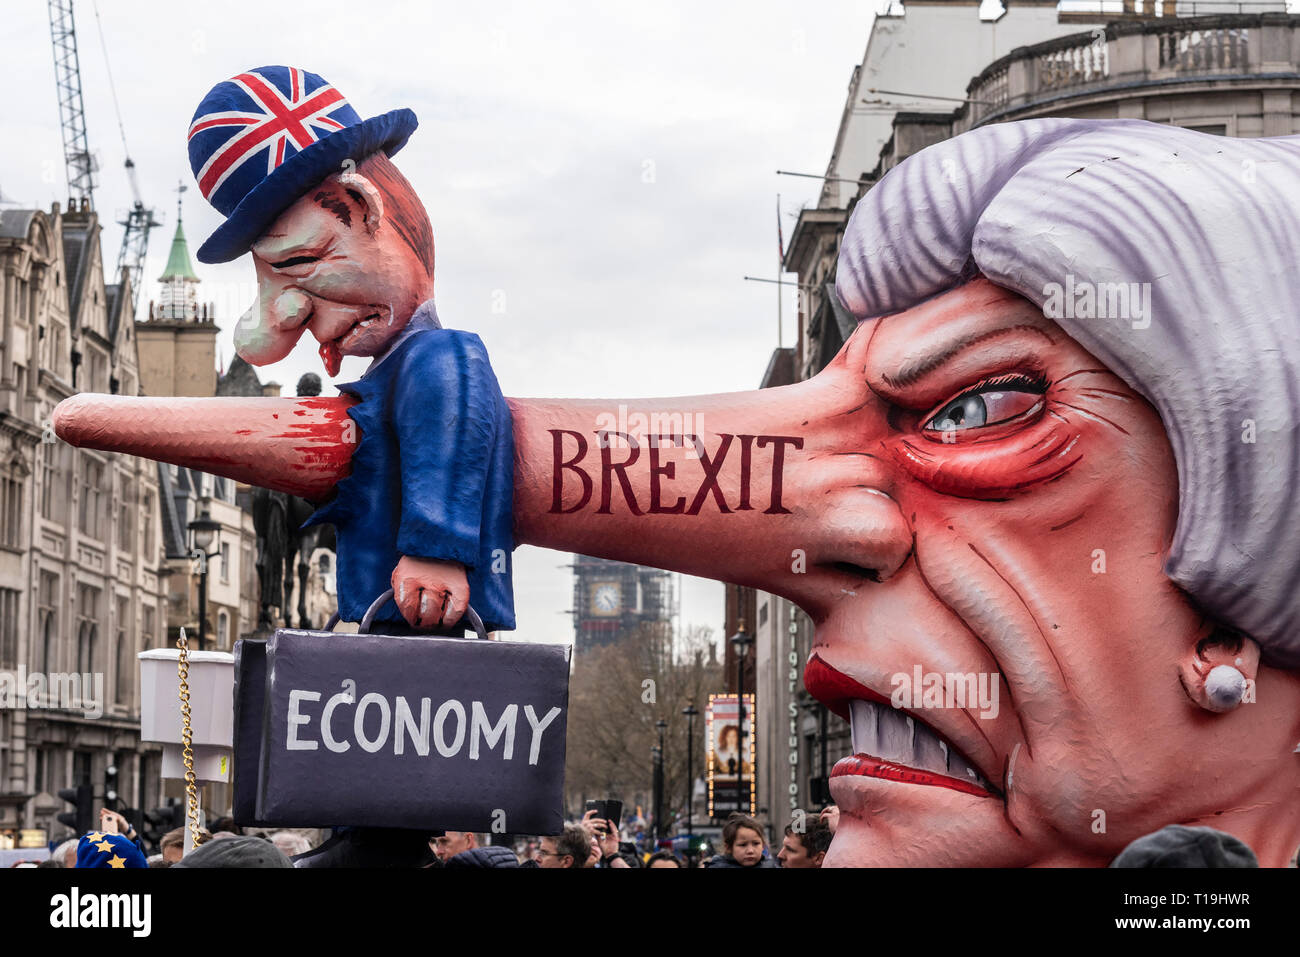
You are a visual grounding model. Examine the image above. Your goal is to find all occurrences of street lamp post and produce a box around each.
[653,717,667,844]
[186,510,222,652]
[730,622,753,818]
[650,743,660,842]
[682,698,698,866]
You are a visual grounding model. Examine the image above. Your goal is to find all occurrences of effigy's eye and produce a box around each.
[921,373,1046,439]
[271,254,321,270]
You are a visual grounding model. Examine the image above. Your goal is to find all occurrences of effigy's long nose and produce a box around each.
[509,368,908,613]
[52,393,357,501]
[53,357,905,616]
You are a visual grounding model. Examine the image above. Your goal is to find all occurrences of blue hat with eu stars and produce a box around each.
[75,830,147,869]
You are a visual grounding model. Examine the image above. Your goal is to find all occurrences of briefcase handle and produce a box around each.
[323,588,490,641]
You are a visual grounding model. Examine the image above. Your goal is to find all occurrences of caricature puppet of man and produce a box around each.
[186,65,513,634]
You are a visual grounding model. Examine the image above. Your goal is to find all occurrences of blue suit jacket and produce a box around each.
[305,327,516,632]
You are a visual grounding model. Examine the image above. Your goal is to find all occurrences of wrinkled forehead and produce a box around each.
[250,193,343,261]
[859,279,1060,405]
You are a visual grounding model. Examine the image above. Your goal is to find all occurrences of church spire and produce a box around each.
[159,217,200,282]
[154,182,202,320]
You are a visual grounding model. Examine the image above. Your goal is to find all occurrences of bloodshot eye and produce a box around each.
[921,373,1047,440]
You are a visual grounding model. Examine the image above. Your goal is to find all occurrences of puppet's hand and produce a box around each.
[391,556,469,630]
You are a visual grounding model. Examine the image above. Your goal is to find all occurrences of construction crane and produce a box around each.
[115,159,161,317]
[47,0,158,318]
[47,0,97,207]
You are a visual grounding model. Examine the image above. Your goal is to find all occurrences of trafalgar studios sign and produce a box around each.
[784,604,800,812]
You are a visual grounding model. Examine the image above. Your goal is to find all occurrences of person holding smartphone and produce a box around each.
[581,808,629,868]
[98,808,147,857]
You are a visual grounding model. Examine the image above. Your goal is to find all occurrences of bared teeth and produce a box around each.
[913,714,949,774]
[848,699,990,789]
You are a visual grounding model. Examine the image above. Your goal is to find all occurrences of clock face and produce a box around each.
[590,582,621,616]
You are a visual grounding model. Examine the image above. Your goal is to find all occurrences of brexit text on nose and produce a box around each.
[549,429,803,516]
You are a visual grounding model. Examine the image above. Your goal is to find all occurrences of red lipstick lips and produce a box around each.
[830,753,994,798]
[804,654,891,719]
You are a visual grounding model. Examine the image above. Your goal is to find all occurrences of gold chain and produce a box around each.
[176,627,201,851]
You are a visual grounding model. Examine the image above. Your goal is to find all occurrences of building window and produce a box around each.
[41,442,72,521]
[36,571,58,674]
[15,278,27,323]
[318,553,331,574]
[78,456,105,539]
[41,324,50,369]
[0,473,22,548]
[90,351,106,393]
[117,480,135,555]
[141,604,155,650]
[76,584,100,675]
[217,610,229,649]
[73,751,91,788]
[141,491,154,563]
[34,749,49,795]
[115,595,132,705]
[40,444,58,520]
[0,588,19,669]
[220,542,230,584]
[118,499,131,551]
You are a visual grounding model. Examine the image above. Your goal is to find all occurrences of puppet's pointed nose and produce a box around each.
[52,393,356,501]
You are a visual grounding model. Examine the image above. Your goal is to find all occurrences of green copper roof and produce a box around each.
[159,219,200,282]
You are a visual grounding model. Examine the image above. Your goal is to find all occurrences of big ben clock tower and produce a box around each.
[589,580,622,616]
[571,555,675,653]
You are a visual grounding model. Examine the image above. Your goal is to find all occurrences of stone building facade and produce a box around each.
[0,200,168,844]
[0,200,294,845]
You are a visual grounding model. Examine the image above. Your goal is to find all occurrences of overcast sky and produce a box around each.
[0,0,877,646]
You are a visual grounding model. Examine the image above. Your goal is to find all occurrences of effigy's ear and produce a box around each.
[1178,627,1261,714]
[332,170,385,237]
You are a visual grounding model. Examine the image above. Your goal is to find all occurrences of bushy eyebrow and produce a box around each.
[882,324,1055,390]
[251,194,346,261]
[255,232,331,265]
[312,188,352,227]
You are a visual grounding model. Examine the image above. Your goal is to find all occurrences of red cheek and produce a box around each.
[889,410,1082,498]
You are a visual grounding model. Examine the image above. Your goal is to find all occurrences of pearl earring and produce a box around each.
[1204,664,1247,712]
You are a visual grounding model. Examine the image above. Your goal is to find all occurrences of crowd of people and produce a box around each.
[11,801,1271,868]
[11,804,839,869]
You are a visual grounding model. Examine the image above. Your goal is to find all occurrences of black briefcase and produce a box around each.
[232,591,570,834]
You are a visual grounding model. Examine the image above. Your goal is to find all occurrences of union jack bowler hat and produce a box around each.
[187,65,417,264]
